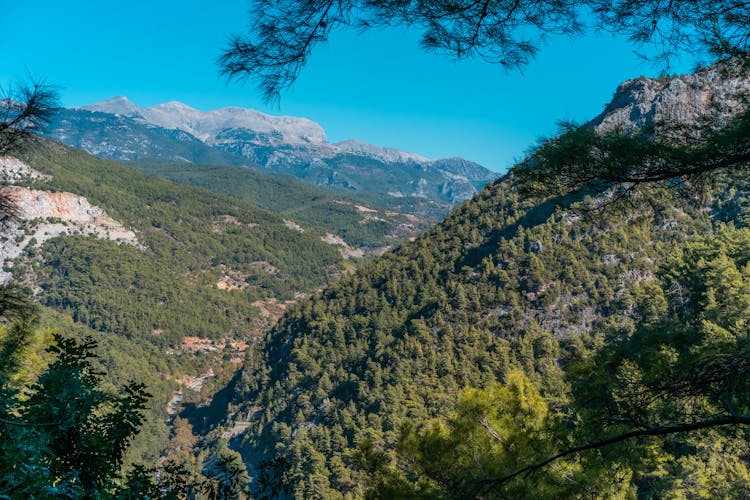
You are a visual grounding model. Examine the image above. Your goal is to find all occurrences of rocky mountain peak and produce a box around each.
[590,60,750,134]
[81,96,143,118]
[141,101,328,146]
[334,139,430,164]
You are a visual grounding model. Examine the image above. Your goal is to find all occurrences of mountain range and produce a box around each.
[44,97,496,204]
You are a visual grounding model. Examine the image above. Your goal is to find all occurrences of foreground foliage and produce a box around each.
[377,227,750,498]
[0,320,150,497]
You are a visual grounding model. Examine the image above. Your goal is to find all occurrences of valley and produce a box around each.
[0,140,353,467]
[0,104,501,494]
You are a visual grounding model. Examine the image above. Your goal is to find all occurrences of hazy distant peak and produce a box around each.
[79,97,328,145]
[149,100,196,110]
[81,96,143,118]
[335,139,430,164]
[139,101,327,145]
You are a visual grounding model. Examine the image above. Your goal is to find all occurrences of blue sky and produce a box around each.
[1,1,700,171]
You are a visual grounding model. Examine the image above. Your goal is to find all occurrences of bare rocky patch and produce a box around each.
[0,157,139,283]
[321,232,365,259]
[211,214,258,232]
[283,219,304,232]
[215,266,250,291]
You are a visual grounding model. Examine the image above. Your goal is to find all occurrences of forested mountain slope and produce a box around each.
[225,66,750,498]
[10,140,346,347]
[127,161,438,251]
[2,138,354,465]
[234,173,744,497]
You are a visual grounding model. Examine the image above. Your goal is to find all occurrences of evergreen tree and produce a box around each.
[220,1,750,100]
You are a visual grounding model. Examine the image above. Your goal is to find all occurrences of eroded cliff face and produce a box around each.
[0,156,138,283]
[0,156,51,183]
[590,61,750,134]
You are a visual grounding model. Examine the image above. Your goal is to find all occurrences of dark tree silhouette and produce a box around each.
[0,78,58,156]
[515,99,750,202]
[0,79,58,226]
[220,0,750,101]
[0,79,58,320]
[0,333,151,497]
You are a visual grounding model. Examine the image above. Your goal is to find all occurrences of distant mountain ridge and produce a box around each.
[82,97,328,146]
[45,97,497,204]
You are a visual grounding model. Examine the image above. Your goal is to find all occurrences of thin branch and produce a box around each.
[479,414,750,493]
[0,417,61,427]
[0,78,59,155]
[480,417,505,444]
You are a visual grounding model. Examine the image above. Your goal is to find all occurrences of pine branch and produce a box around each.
[478,414,750,494]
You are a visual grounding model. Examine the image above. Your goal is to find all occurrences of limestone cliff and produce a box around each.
[0,156,138,283]
[590,61,750,134]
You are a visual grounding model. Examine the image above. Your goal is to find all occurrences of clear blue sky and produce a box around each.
[1,1,700,172]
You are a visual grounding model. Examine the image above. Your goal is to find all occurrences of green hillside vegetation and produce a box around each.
[129,162,436,249]
[377,226,750,498]
[35,307,176,466]
[231,171,750,498]
[13,139,343,348]
[2,138,356,473]
[0,304,253,497]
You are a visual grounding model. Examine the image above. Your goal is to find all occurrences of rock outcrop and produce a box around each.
[321,232,365,259]
[0,156,51,182]
[590,61,750,134]
[0,157,138,283]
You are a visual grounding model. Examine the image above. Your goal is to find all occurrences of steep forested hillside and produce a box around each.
[228,168,750,497]
[14,140,345,337]
[205,60,750,499]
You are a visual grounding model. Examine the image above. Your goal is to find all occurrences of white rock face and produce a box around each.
[9,187,137,236]
[591,62,750,134]
[0,157,139,283]
[83,97,328,146]
[334,139,430,163]
[81,95,144,118]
